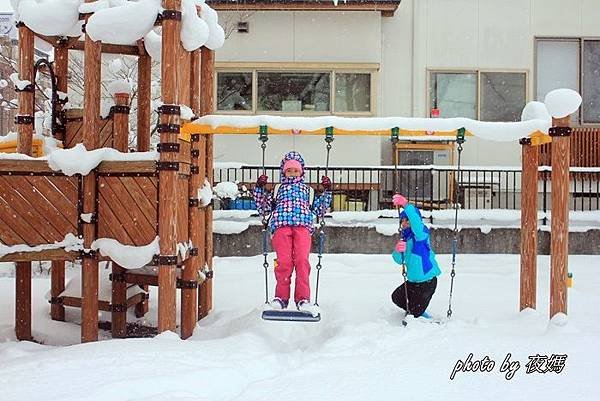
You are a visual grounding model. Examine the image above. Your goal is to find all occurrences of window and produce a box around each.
[429,70,527,121]
[429,72,477,119]
[217,72,252,111]
[216,67,375,115]
[335,73,371,112]
[480,72,526,122]
[536,38,600,124]
[257,72,330,112]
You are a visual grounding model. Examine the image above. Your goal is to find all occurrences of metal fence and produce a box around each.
[214,165,600,212]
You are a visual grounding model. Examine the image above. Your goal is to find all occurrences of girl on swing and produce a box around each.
[253,151,332,312]
[391,194,441,319]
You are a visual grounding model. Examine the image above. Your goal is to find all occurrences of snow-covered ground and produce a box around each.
[0,253,598,401]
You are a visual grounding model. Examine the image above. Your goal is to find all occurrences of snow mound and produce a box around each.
[544,89,582,119]
[86,0,161,45]
[214,182,239,199]
[18,0,81,37]
[91,236,159,269]
[521,101,551,123]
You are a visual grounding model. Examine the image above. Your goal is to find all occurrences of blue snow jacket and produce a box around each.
[392,204,441,283]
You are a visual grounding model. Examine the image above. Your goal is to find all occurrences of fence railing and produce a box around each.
[214,165,600,212]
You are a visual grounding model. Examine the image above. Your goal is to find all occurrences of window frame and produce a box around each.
[427,68,529,121]
[214,63,378,116]
[534,36,600,125]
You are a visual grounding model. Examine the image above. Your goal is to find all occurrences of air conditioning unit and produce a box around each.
[397,147,452,203]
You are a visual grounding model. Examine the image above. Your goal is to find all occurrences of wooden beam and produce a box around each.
[180,48,201,339]
[519,139,538,311]
[69,40,140,55]
[113,93,130,152]
[50,260,66,321]
[157,0,181,333]
[137,53,152,152]
[199,47,215,319]
[210,1,400,16]
[549,117,571,318]
[81,4,101,343]
[110,93,130,338]
[96,161,157,175]
[15,23,35,342]
[0,249,79,263]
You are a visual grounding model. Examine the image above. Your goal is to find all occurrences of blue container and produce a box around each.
[229,198,257,210]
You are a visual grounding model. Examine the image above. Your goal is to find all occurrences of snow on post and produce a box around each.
[521,101,551,123]
[544,89,582,119]
[91,237,160,269]
[86,0,161,45]
[18,0,82,37]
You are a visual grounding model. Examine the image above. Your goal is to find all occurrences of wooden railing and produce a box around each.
[539,127,600,167]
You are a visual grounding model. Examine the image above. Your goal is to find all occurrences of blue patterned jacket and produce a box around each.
[253,151,332,233]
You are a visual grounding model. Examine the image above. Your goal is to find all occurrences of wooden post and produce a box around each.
[137,53,152,152]
[111,93,130,337]
[15,23,35,341]
[519,138,538,311]
[180,49,201,339]
[113,93,130,152]
[199,47,214,318]
[157,0,181,333]
[50,42,69,322]
[81,4,102,343]
[549,117,571,318]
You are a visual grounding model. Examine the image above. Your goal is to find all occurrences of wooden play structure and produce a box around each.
[0,0,215,342]
[0,0,576,343]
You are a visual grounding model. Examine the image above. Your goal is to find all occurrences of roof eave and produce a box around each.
[210,1,402,17]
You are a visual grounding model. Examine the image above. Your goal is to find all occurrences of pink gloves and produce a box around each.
[395,241,407,252]
[321,175,332,190]
[392,193,408,207]
[256,174,268,188]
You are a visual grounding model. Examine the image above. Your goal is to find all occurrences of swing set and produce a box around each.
[182,121,469,323]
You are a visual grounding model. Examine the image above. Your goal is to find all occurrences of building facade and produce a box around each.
[212,0,600,169]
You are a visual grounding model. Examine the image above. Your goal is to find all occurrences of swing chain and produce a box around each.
[447,127,465,319]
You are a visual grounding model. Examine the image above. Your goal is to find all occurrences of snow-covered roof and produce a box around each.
[207,0,402,16]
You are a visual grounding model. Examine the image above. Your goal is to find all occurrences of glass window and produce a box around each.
[257,72,330,112]
[217,72,252,111]
[536,40,579,101]
[429,72,477,119]
[335,73,371,112]
[480,72,526,122]
[583,40,600,123]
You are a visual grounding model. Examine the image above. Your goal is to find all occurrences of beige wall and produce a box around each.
[214,1,600,168]
[215,11,383,167]
[398,0,600,166]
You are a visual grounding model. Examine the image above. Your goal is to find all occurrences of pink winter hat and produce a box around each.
[283,159,303,173]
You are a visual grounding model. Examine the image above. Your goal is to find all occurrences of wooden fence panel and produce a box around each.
[0,175,78,246]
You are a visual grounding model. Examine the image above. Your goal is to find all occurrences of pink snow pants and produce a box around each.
[272,226,312,303]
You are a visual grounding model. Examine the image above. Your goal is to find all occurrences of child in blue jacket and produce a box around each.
[391,194,441,318]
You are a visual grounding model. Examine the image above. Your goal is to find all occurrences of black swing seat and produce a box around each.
[262,309,321,322]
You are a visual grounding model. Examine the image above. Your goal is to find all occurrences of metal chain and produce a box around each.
[258,129,270,304]
[447,138,464,318]
[314,132,333,306]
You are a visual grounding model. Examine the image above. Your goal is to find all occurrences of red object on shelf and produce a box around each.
[430,108,440,118]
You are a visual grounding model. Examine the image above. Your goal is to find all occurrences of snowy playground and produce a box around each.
[1,253,599,401]
[1,0,599,400]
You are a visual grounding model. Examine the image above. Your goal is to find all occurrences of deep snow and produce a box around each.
[0,253,598,401]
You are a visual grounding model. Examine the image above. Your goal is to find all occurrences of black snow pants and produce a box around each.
[391,277,437,318]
